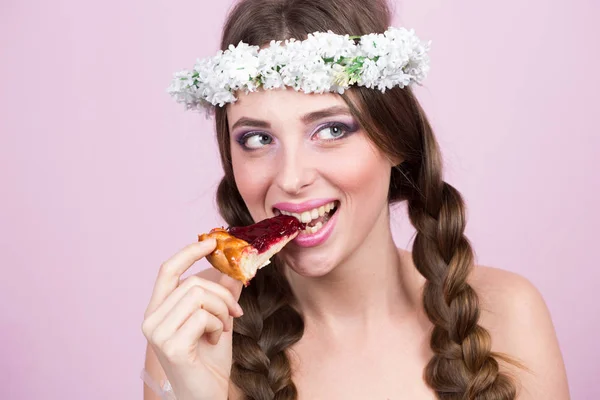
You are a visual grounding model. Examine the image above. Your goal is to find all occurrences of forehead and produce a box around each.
[226,88,349,124]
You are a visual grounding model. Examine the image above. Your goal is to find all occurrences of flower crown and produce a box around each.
[167,27,431,114]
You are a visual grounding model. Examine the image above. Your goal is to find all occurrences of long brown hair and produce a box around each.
[213,0,518,398]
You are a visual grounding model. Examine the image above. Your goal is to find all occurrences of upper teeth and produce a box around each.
[277,201,336,223]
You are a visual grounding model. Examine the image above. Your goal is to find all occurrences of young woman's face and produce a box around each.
[226,88,394,277]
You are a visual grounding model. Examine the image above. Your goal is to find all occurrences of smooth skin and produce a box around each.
[142,89,570,400]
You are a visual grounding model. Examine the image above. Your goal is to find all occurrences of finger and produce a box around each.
[161,286,232,335]
[160,310,224,363]
[145,275,243,332]
[175,309,224,347]
[217,272,244,302]
[149,287,229,347]
[182,275,243,316]
[146,239,217,315]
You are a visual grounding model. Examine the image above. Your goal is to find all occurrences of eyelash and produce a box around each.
[236,122,356,150]
[315,122,353,141]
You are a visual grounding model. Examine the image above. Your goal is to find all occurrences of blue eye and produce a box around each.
[239,133,273,150]
[314,123,350,141]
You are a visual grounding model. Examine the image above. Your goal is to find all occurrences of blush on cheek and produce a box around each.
[325,141,391,202]
[232,157,273,218]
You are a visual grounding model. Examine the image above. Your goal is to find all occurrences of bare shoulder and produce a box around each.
[468,265,552,338]
[469,265,570,399]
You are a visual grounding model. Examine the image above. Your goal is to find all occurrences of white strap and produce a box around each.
[140,369,176,400]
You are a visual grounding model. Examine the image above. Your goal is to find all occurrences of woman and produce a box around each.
[141,0,570,399]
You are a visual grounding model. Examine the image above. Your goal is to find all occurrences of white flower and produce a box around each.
[357,59,380,88]
[217,42,260,90]
[358,32,392,58]
[301,58,334,93]
[210,90,236,107]
[304,31,357,61]
[256,40,288,90]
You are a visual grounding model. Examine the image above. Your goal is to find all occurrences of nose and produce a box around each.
[275,146,316,195]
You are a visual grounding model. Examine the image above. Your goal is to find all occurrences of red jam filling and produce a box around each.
[228,215,305,254]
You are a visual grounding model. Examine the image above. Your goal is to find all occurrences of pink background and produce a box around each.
[1,0,598,398]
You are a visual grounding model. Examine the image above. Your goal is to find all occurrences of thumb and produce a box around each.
[218,273,244,301]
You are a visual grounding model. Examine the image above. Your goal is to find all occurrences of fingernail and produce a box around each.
[212,334,221,345]
[236,303,244,316]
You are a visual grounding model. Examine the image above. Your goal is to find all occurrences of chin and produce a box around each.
[278,248,340,279]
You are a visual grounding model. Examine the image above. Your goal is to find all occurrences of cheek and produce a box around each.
[231,152,273,213]
[323,140,391,203]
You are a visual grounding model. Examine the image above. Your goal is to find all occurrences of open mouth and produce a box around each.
[274,200,340,235]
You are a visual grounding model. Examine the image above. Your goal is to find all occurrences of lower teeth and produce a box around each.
[303,221,323,234]
[302,207,336,234]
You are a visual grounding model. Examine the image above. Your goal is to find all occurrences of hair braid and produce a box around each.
[398,110,516,399]
[217,177,304,400]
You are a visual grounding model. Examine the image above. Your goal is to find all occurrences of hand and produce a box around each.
[142,238,244,400]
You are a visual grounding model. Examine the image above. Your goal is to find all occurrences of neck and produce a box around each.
[285,209,421,333]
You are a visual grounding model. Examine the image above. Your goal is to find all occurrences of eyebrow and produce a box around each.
[230,105,352,131]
